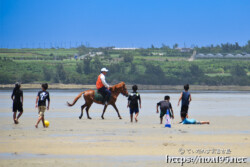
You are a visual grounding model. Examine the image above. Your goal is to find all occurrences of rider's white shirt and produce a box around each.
[100,73,109,88]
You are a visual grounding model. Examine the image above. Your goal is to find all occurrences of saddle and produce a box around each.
[94,90,111,103]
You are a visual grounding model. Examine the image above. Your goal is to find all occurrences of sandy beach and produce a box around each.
[0,90,249,166]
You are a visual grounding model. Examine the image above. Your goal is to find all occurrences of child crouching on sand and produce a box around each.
[35,83,50,128]
[156,95,174,124]
[127,85,141,122]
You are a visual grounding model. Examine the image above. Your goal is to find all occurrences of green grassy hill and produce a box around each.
[0,46,250,86]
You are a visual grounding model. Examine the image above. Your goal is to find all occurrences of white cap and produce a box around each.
[101,67,109,72]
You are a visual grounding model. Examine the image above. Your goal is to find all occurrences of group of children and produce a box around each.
[11,82,50,128]
[11,82,209,128]
[127,84,210,125]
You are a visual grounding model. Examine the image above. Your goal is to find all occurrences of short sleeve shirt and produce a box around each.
[157,100,172,112]
[37,91,50,106]
[12,89,23,103]
[128,92,141,109]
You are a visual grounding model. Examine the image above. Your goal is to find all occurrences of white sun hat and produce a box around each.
[101,67,109,72]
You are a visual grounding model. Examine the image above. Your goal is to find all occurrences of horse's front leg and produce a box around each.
[111,103,122,119]
[101,105,108,119]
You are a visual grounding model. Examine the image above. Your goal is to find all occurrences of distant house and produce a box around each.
[112,48,138,50]
[74,53,78,60]
[95,52,103,55]
[152,52,164,56]
[175,47,192,52]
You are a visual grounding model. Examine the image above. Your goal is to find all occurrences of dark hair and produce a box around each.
[184,84,189,91]
[42,83,48,90]
[164,95,170,100]
[13,82,21,93]
[132,85,138,92]
[15,82,21,90]
[181,112,187,118]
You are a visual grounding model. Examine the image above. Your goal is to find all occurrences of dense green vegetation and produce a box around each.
[195,40,250,54]
[0,41,250,86]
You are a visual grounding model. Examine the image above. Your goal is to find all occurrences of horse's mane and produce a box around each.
[110,82,125,92]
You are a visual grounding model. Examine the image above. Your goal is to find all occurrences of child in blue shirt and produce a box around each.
[181,112,209,125]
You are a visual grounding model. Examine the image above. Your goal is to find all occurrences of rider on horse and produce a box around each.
[96,68,111,105]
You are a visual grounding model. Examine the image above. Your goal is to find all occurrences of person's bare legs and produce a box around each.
[130,114,133,122]
[160,117,163,124]
[13,112,18,124]
[199,121,210,124]
[16,112,23,123]
[42,117,46,128]
[35,116,43,128]
[134,112,139,122]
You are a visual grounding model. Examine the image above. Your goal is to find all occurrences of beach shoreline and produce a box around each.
[1,83,250,91]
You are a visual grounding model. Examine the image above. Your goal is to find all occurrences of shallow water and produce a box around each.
[1,89,250,117]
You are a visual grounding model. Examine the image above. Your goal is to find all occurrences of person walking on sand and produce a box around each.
[11,82,23,124]
[178,84,192,118]
[127,85,141,122]
[156,95,174,124]
[96,68,111,105]
[35,83,50,128]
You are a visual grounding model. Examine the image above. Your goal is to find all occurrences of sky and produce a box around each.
[0,0,250,48]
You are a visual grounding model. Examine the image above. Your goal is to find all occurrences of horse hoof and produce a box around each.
[88,117,92,119]
[79,116,82,119]
[101,116,104,119]
[119,117,122,119]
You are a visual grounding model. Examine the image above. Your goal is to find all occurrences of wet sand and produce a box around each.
[0,92,250,166]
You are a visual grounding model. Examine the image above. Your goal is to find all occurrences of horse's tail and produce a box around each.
[67,91,85,107]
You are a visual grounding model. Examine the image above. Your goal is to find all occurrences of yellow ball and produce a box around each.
[44,120,50,127]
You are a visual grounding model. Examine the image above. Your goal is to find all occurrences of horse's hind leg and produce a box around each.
[79,104,86,119]
[111,103,122,119]
[86,102,93,119]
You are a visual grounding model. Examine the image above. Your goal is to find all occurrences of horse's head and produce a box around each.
[120,82,128,97]
[110,82,128,97]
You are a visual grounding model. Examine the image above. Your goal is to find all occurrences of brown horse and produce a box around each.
[67,82,128,119]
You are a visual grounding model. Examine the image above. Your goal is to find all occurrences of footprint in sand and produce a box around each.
[163,143,176,147]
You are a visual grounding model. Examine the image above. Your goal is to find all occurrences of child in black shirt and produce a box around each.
[11,82,23,124]
[127,85,141,122]
[35,83,50,128]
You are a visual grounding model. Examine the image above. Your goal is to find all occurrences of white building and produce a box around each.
[112,48,138,50]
